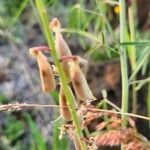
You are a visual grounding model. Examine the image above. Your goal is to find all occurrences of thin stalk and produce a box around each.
[86,108,150,121]
[128,1,137,113]
[147,72,150,128]
[35,0,86,149]
[95,0,118,44]
[119,0,129,149]
[119,0,129,116]
[1,103,150,121]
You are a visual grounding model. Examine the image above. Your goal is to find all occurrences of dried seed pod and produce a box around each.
[29,47,56,92]
[49,18,72,57]
[50,18,72,79]
[69,57,96,102]
[59,85,77,121]
[60,55,96,102]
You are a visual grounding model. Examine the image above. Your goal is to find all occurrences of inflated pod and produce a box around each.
[49,18,72,79]
[29,47,56,92]
[59,85,77,121]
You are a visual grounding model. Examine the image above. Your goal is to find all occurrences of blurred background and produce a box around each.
[0,0,150,149]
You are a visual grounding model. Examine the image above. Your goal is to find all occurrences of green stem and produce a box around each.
[35,0,86,149]
[147,72,150,128]
[95,0,118,45]
[119,0,129,115]
[119,0,129,149]
[128,1,137,113]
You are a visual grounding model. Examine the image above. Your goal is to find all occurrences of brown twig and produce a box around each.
[87,107,150,121]
[1,103,150,121]
[0,103,62,112]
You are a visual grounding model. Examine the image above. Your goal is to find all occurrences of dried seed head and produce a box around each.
[59,85,77,121]
[29,47,56,92]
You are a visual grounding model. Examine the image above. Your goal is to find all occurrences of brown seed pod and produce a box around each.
[70,57,96,102]
[60,55,96,102]
[50,18,72,79]
[49,18,72,57]
[29,47,56,92]
[59,85,77,121]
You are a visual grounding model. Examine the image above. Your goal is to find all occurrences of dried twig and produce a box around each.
[87,107,150,121]
[0,103,61,112]
[1,103,149,122]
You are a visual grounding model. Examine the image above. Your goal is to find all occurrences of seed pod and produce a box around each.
[59,85,77,121]
[60,55,96,101]
[50,18,72,79]
[69,57,96,102]
[49,18,72,57]
[29,47,56,92]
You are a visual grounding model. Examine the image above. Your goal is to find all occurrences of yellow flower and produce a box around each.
[114,5,120,14]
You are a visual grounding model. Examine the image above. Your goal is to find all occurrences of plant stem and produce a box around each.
[35,0,86,149]
[128,1,137,113]
[95,0,118,44]
[147,72,150,128]
[119,0,129,116]
[119,0,129,149]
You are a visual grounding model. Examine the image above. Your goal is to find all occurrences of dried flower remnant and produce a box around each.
[50,18,72,79]
[29,47,56,92]
[59,85,77,121]
[94,129,123,147]
[93,128,150,150]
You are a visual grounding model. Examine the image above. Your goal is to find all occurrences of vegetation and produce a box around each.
[0,0,150,150]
